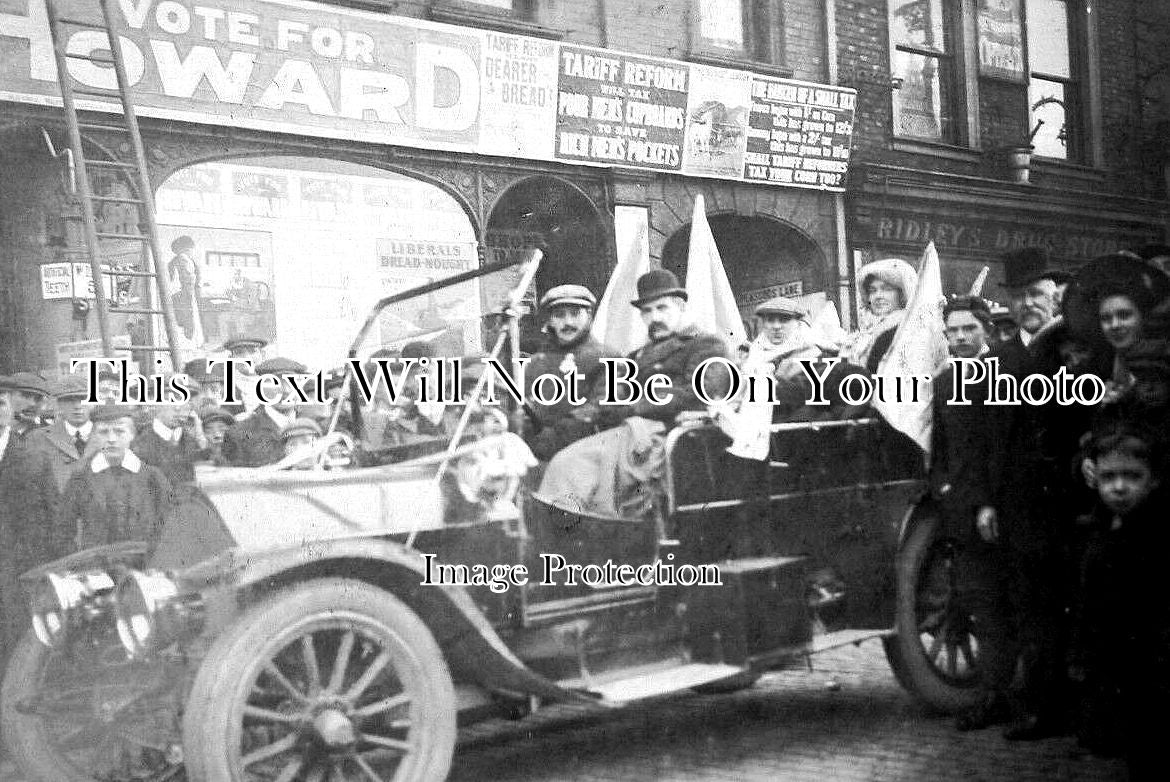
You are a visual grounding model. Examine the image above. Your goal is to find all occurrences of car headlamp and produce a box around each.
[114,570,203,658]
[30,570,115,648]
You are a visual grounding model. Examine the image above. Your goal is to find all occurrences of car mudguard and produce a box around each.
[196,536,582,703]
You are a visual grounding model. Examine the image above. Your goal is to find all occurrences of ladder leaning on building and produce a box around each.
[42,0,184,371]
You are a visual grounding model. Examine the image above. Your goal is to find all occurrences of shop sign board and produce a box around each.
[859,208,1159,261]
[0,0,855,192]
[54,335,132,379]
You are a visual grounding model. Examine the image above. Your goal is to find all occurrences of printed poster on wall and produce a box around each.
[555,45,688,171]
[682,66,750,178]
[977,0,1026,81]
[743,77,854,189]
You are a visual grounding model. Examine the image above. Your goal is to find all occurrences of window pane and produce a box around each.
[891,0,950,53]
[700,0,746,50]
[1029,78,1069,158]
[470,0,516,9]
[1026,0,1070,77]
[893,50,954,141]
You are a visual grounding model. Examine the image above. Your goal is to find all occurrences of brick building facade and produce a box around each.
[0,0,853,373]
[834,0,1168,301]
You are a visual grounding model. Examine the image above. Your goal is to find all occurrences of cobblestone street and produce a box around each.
[0,639,1128,781]
[451,643,1126,782]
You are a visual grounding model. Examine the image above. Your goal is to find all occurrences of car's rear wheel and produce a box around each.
[1,629,184,782]
[883,516,983,714]
[182,578,455,782]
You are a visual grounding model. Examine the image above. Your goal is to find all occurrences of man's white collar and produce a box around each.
[91,450,142,474]
[152,418,182,442]
[65,420,93,438]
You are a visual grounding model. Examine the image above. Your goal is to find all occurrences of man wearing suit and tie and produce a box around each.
[22,375,100,493]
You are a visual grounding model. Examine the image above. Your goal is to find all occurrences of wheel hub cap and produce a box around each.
[312,709,356,748]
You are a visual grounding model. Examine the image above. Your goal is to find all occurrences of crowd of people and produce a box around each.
[0,244,1168,776]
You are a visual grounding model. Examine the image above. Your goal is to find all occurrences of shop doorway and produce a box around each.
[661,214,827,336]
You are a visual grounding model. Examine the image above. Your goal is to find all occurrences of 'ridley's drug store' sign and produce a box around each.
[0,0,856,191]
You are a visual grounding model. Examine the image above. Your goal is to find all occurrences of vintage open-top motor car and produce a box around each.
[2,254,984,782]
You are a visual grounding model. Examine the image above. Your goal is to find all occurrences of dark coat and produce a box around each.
[1,435,63,645]
[133,426,206,486]
[222,409,285,467]
[57,454,172,551]
[22,420,103,492]
[524,333,620,460]
[929,358,1017,544]
[598,324,731,426]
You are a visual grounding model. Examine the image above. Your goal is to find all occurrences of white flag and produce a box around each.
[685,194,747,347]
[593,206,653,354]
[873,242,948,454]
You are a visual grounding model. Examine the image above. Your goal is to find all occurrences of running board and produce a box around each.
[564,662,746,706]
[749,628,894,669]
[805,628,893,654]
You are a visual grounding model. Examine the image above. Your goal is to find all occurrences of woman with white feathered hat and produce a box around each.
[845,257,919,372]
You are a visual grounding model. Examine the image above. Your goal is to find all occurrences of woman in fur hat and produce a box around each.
[845,258,918,372]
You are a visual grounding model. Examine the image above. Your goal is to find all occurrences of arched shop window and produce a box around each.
[155,157,477,368]
[484,176,610,351]
[661,214,826,337]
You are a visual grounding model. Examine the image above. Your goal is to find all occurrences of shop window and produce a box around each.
[1025,0,1078,160]
[690,0,784,68]
[154,157,478,367]
[437,0,533,17]
[890,0,957,143]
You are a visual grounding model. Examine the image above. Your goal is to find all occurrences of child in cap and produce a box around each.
[57,404,173,551]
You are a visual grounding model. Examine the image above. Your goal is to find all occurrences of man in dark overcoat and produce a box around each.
[0,378,61,659]
[22,375,101,493]
[222,357,305,467]
[523,284,620,460]
[930,296,1019,732]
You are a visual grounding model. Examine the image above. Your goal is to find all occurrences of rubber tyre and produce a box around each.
[2,631,104,782]
[882,517,983,714]
[182,577,456,782]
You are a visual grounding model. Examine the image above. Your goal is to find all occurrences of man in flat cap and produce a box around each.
[8,371,51,437]
[220,335,269,417]
[22,374,101,492]
[57,404,173,551]
[523,284,619,460]
[281,418,323,469]
[223,357,306,467]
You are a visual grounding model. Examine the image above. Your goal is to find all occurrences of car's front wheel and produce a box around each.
[883,515,983,714]
[182,578,456,782]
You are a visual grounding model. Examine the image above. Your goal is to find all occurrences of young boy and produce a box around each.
[57,404,173,551]
[1070,425,1165,780]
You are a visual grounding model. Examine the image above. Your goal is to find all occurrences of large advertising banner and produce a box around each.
[0,0,856,191]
